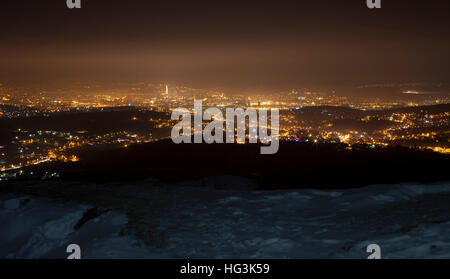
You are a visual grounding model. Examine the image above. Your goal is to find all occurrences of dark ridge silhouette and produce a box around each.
[0,108,170,135]
[21,140,450,190]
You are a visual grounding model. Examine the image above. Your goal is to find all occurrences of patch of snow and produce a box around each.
[1,180,450,258]
[3,197,29,210]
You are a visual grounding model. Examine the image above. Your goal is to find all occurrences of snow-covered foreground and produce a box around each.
[1,178,450,259]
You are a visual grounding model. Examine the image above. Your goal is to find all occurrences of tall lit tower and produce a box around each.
[165,85,169,97]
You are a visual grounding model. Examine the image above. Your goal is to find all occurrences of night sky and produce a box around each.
[1,0,449,94]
